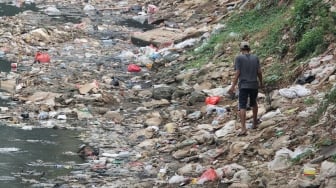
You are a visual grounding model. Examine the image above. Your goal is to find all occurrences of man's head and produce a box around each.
[240,41,250,51]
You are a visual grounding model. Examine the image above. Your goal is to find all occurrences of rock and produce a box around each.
[172,89,191,100]
[193,82,213,91]
[272,135,290,151]
[142,99,170,108]
[131,28,202,48]
[178,163,204,175]
[145,117,162,127]
[30,28,50,42]
[197,124,214,131]
[258,119,276,130]
[329,75,336,82]
[104,111,124,122]
[324,177,336,188]
[320,161,336,179]
[173,149,194,160]
[137,139,159,149]
[83,4,96,11]
[175,71,194,82]
[164,122,178,133]
[138,90,153,98]
[203,87,230,97]
[229,142,249,158]
[152,86,174,100]
[44,6,61,15]
[228,183,249,188]
[187,111,202,120]
[188,91,206,105]
[169,110,186,122]
[192,130,214,144]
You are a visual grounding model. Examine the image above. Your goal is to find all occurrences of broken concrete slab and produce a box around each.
[131,27,203,48]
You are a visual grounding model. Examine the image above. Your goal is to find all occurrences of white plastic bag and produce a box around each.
[168,175,189,184]
[279,85,311,98]
[215,120,236,137]
[268,148,292,171]
[260,108,281,121]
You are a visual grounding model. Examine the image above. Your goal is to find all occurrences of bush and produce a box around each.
[295,27,324,59]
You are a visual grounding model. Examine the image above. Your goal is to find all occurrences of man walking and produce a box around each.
[229,41,263,136]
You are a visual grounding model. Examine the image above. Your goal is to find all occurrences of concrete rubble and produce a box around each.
[0,0,335,187]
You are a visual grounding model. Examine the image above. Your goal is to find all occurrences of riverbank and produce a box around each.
[1,0,336,188]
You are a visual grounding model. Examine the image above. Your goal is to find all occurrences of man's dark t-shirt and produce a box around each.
[234,54,260,89]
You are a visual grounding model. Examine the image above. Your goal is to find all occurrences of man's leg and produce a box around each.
[238,89,248,134]
[240,108,247,133]
[250,89,259,128]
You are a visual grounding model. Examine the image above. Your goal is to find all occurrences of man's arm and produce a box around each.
[229,69,240,93]
[257,68,263,87]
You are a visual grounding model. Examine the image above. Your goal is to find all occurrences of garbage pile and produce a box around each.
[0,0,336,187]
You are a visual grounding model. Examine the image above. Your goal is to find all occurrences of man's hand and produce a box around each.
[259,83,264,91]
[228,85,235,94]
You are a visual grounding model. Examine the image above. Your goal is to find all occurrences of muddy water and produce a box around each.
[0,125,83,187]
[0,1,38,16]
[0,3,84,187]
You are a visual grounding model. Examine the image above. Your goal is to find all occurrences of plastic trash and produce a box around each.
[157,166,167,180]
[147,4,159,14]
[111,76,119,86]
[34,51,51,63]
[268,150,291,171]
[168,175,189,184]
[197,168,218,184]
[11,63,17,68]
[127,64,141,72]
[57,114,67,120]
[260,108,281,121]
[60,63,66,69]
[38,111,49,120]
[83,4,95,11]
[203,87,231,97]
[215,120,236,137]
[21,112,29,119]
[44,6,61,15]
[174,38,199,49]
[132,15,147,24]
[279,85,311,98]
[303,167,316,177]
[118,50,136,62]
[208,106,228,126]
[205,96,220,105]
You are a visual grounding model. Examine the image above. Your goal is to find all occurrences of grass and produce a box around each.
[308,87,336,125]
[304,97,317,105]
[184,0,336,99]
[186,5,288,69]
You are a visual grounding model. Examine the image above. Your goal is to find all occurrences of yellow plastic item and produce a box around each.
[191,178,198,184]
[303,167,316,176]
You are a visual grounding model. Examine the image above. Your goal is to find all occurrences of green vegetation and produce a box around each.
[291,149,314,164]
[187,2,288,68]
[304,97,317,105]
[292,0,336,59]
[186,0,336,87]
[308,88,336,125]
[264,62,284,87]
[331,154,336,162]
[295,27,324,59]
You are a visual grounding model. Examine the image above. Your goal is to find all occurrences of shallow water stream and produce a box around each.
[0,2,84,187]
[0,125,83,188]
